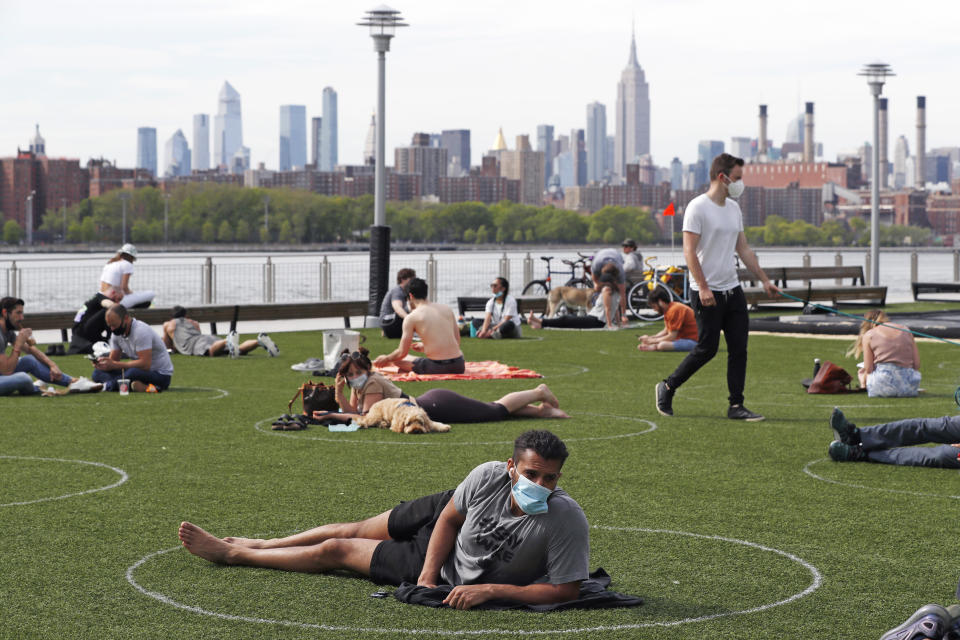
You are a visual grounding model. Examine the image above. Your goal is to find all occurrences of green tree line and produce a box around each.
[25,184,659,245]
[743,215,933,247]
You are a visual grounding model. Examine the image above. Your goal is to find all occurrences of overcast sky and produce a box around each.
[1,0,956,173]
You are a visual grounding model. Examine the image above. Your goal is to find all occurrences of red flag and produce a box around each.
[663,202,676,217]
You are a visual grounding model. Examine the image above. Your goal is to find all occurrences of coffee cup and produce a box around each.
[119,378,130,396]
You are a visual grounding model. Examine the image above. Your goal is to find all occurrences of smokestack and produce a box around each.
[916,96,926,190]
[803,102,814,163]
[879,98,889,188]
[758,105,768,159]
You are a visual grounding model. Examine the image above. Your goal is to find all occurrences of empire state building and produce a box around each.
[614,31,650,178]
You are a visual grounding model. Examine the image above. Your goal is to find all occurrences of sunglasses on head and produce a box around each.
[338,351,365,366]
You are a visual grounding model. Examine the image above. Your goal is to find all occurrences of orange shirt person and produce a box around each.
[639,287,698,352]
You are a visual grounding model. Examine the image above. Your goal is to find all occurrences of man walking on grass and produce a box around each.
[654,153,778,421]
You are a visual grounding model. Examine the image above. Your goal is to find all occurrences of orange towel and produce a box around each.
[376,360,542,382]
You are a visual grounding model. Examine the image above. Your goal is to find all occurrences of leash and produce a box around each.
[776,290,960,348]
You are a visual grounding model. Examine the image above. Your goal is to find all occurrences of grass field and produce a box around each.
[5,314,960,639]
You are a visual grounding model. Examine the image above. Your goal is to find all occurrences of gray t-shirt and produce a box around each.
[0,325,15,353]
[379,285,409,318]
[591,248,626,284]
[440,461,590,587]
[110,318,175,375]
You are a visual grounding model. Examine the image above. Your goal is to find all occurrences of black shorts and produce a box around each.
[411,355,466,375]
[369,489,455,586]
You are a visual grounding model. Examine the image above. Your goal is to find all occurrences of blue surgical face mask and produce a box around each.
[347,373,369,390]
[495,290,505,298]
[510,467,553,515]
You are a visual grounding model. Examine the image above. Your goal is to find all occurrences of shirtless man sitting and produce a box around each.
[372,278,465,375]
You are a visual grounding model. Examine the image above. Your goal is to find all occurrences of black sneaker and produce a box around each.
[830,407,859,445]
[654,381,674,416]
[828,440,867,462]
[727,404,764,421]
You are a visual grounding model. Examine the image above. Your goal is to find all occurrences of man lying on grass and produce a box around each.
[179,429,589,610]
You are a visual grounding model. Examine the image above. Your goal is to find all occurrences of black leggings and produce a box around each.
[415,388,510,423]
[541,316,605,329]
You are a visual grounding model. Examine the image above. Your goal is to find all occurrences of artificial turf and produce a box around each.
[3,318,960,639]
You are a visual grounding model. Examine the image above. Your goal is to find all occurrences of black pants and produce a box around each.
[665,286,749,406]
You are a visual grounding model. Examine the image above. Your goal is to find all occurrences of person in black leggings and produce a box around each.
[326,347,569,423]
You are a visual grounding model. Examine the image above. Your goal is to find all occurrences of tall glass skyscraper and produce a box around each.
[136,127,157,176]
[279,105,307,171]
[440,129,470,176]
[214,81,243,169]
[164,129,191,177]
[614,31,650,178]
[536,125,554,187]
[193,114,209,171]
[320,87,338,171]
[311,117,322,167]
[586,102,607,183]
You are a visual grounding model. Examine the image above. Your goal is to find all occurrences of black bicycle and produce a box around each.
[522,253,594,317]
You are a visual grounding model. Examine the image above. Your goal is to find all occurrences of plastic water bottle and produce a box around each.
[812,358,821,378]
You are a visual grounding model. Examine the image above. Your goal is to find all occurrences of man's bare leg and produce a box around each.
[179,522,380,575]
[238,339,259,355]
[223,510,392,549]
[394,357,415,373]
[208,340,228,356]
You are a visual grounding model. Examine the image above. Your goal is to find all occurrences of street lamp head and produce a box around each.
[858,62,895,91]
[358,5,407,50]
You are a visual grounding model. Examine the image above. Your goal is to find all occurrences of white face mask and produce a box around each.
[725,177,745,199]
[347,373,368,390]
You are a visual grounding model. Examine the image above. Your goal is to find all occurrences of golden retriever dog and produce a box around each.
[546,286,593,317]
[355,398,451,434]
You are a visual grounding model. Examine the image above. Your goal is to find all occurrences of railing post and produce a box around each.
[954,250,959,282]
[263,257,275,303]
[864,251,871,286]
[8,261,17,298]
[427,253,438,302]
[523,252,533,287]
[320,256,331,301]
[910,251,918,284]
[202,257,213,304]
[499,252,510,280]
[834,252,843,285]
[802,252,811,286]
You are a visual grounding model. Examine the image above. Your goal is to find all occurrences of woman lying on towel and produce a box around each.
[321,348,568,423]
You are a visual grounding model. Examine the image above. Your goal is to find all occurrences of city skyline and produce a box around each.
[1,0,958,173]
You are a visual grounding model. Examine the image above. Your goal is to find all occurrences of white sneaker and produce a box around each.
[226,331,239,358]
[257,332,279,357]
[291,358,324,372]
[68,376,104,393]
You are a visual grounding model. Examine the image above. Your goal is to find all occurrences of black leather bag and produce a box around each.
[288,380,338,415]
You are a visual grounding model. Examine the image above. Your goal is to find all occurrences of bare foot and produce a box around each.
[538,384,559,408]
[538,404,569,419]
[526,312,542,330]
[638,344,656,351]
[223,536,269,549]
[179,521,235,564]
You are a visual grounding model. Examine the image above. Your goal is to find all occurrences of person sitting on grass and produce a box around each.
[379,268,416,339]
[372,278,465,375]
[475,277,522,339]
[589,247,628,327]
[526,281,620,331]
[828,407,960,469]
[638,287,698,352]
[92,305,173,393]
[846,309,921,397]
[178,429,589,610]
[330,347,567,423]
[0,296,101,395]
[161,306,278,358]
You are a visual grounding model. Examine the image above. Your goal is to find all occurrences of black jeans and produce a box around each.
[665,286,749,406]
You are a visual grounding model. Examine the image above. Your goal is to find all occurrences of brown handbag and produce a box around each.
[288,380,338,415]
[807,361,857,394]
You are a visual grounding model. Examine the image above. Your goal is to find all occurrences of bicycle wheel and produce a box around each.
[522,280,549,319]
[628,280,672,321]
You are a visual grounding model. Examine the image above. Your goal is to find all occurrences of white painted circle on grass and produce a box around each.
[803,457,960,500]
[169,386,230,400]
[0,455,129,507]
[254,412,656,446]
[127,525,820,634]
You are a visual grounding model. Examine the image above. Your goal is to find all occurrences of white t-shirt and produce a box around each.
[485,295,521,329]
[100,260,134,288]
[109,318,175,375]
[682,193,743,291]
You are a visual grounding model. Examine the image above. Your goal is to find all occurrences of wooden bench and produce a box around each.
[738,266,886,307]
[25,300,369,342]
[456,296,547,318]
[912,281,960,302]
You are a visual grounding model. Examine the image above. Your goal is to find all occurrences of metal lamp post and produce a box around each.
[858,62,894,286]
[163,193,171,245]
[25,191,35,245]
[358,5,408,315]
[263,194,270,242]
[119,191,131,244]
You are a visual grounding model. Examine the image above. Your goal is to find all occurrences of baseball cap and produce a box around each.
[118,243,138,258]
[621,238,637,248]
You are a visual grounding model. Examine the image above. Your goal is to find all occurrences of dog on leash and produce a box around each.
[355,398,451,434]
[546,286,594,318]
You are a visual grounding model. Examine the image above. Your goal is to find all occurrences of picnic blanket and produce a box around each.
[375,360,542,382]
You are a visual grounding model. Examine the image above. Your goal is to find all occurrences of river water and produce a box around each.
[2,246,958,313]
